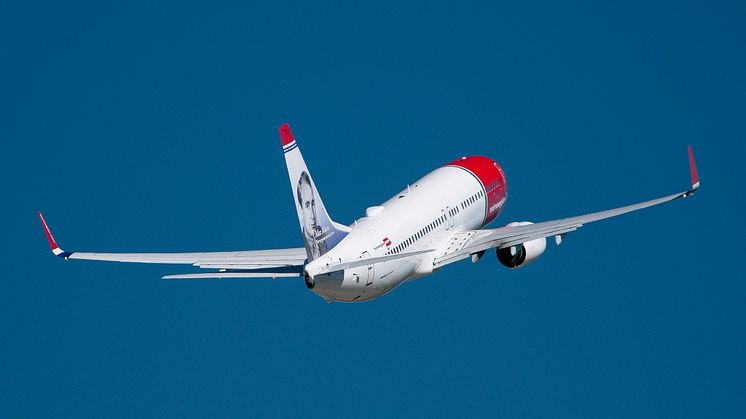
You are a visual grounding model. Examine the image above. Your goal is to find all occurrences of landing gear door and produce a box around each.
[362,251,375,286]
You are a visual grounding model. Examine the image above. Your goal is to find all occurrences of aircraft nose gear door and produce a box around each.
[362,251,375,286]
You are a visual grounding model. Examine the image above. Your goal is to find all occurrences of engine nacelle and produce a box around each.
[496,222,547,268]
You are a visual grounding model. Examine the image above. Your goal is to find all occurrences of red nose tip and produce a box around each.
[444,156,507,225]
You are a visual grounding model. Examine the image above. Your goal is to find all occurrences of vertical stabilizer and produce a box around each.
[280,124,349,261]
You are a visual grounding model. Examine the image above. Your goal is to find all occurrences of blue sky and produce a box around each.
[2,0,744,417]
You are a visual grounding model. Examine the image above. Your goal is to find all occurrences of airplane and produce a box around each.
[40,124,700,303]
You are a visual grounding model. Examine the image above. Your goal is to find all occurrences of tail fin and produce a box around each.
[280,124,349,261]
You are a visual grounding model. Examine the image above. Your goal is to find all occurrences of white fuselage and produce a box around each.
[305,161,507,302]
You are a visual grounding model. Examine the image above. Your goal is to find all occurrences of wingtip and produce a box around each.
[687,145,699,192]
[279,123,295,147]
[38,212,68,258]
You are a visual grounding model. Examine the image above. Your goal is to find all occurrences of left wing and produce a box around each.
[38,212,306,279]
[434,146,700,269]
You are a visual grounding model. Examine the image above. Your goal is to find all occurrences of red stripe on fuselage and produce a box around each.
[445,156,507,226]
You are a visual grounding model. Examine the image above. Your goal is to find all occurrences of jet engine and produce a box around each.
[496,222,547,268]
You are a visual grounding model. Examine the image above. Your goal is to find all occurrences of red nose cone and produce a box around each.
[445,156,507,225]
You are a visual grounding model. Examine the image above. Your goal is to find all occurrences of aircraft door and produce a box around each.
[443,207,454,231]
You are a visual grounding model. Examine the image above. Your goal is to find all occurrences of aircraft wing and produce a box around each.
[38,212,306,279]
[433,146,700,269]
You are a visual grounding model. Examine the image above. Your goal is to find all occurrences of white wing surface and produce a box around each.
[433,146,701,269]
[38,212,306,279]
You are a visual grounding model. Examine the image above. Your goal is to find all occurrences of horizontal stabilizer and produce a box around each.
[162,272,301,280]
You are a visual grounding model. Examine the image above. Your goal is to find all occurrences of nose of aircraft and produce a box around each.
[444,155,507,225]
[445,155,504,187]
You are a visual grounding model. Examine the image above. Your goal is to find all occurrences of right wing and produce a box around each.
[434,146,700,269]
[38,212,306,279]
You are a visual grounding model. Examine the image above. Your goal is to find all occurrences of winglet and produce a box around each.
[38,212,70,258]
[687,145,699,193]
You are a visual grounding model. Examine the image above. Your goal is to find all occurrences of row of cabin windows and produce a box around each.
[386,189,486,255]
[460,189,484,210]
[387,211,451,255]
